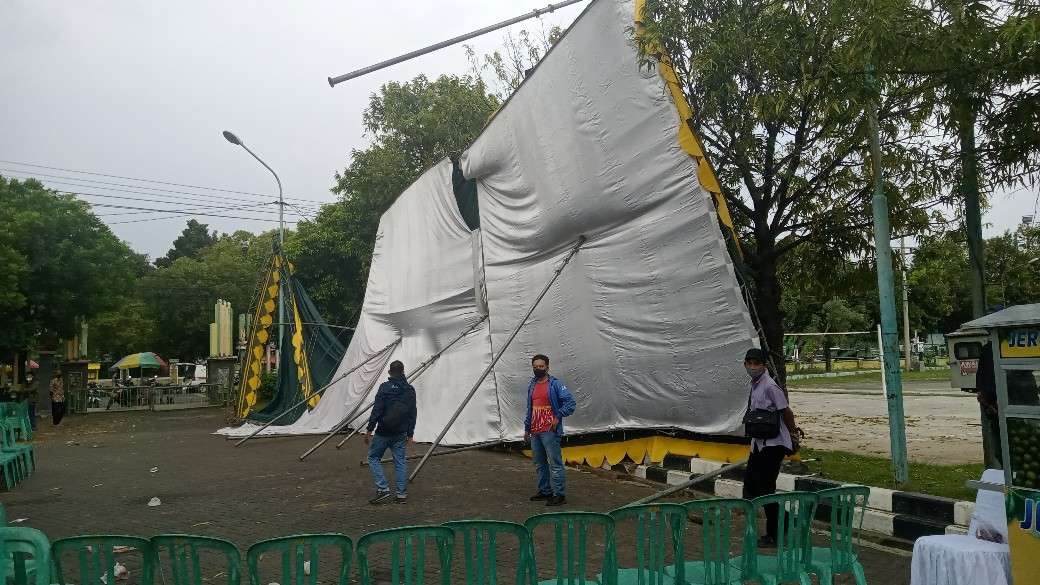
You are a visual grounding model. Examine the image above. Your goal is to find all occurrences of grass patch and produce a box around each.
[788,368,950,388]
[801,448,983,500]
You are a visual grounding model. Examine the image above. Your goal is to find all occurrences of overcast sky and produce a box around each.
[0,0,1033,262]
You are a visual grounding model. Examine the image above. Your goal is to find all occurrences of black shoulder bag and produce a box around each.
[743,389,781,440]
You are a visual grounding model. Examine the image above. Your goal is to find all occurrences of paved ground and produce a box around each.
[790,379,983,464]
[2,409,912,585]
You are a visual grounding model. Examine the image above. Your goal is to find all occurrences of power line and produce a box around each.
[82,200,301,224]
[0,158,331,205]
[64,189,309,218]
[1,168,323,212]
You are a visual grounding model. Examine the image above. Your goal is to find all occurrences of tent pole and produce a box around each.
[233,339,400,447]
[310,315,488,454]
[330,340,458,450]
[297,364,388,460]
[409,236,587,483]
[361,439,503,466]
[327,0,588,87]
[625,459,748,506]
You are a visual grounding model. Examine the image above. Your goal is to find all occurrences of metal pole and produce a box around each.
[301,316,489,457]
[297,365,387,461]
[361,440,503,466]
[866,70,908,483]
[626,459,748,507]
[327,0,589,87]
[877,324,887,397]
[409,236,587,483]
[233,339,399,446]
[901,238,911,371]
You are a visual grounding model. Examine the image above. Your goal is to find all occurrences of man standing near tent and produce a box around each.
[364,360,417,505]
[742,348,804,547]
[525,354,576,506]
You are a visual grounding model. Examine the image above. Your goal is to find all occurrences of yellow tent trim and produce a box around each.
[524,436,751,468]
[236,256,281,417]
[289,291,318,409]
[633,0,741,256]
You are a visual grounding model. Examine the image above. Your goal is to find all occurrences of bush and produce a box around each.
[258,372,278,400]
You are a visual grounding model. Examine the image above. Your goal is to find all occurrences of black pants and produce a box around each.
[743,445,787,539]
[51,401,66,425]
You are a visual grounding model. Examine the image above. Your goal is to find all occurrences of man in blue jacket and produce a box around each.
[364,360,417,505]
[525,354,576,506]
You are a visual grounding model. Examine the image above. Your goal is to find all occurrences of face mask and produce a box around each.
[745,366,764,379]
[533,368,547,379]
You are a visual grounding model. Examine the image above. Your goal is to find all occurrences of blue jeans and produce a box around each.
[368,433,408,494]
[531,432,565,496]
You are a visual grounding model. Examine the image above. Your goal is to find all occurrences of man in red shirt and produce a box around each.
[524,354,576,506]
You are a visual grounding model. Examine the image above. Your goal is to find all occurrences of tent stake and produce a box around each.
[361,440,503,466]
[233,339,399,447]
[306,315,489,455]
[409,236,587,483]
[625,459,748,507]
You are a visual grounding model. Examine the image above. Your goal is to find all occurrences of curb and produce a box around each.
[627,455,971,543]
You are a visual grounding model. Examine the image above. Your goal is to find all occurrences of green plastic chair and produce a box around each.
[152,535,242,585]
[810,486,869,585]
[747,492,819,585]
[608,504,685,585]
[443,520,534,585]
[356,526,454,585]
[672,498,755,585]
[246,534,352,585]
[0,447,21,489]
[52,535,155,585]
[0,527,52,585]
[0,403,32,441]
[524,512,616,585]
[0,423,35,476]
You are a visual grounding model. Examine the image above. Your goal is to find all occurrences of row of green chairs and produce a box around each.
[0,402,32,441]
[0,420,35,489]
[0,487,869,585]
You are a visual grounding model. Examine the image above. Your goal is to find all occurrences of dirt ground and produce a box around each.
[791,380,983,464]
[0,409,912,585]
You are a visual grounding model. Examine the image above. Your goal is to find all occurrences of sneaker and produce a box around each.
[529,492,552,501]
[546,495,566,506]
[756,536,777,548]
[368,491,393,505]
[395,494,407,504]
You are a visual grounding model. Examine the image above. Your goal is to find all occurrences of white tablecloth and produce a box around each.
[911,534,1011,585]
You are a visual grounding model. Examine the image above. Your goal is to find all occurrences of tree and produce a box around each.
[138,230,278,360]
[465,25,563,98]
[0,176,144,350]
[154,219,217,268]
[638,0,942,384]
[290,74,500,327]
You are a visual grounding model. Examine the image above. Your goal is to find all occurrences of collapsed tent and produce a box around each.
[219,0,759,452]
[234,254,346,425]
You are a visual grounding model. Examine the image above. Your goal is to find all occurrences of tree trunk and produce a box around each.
[824,337,833,373]
[752,252,788,390]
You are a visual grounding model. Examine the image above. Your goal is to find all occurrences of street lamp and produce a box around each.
[223,130,285,362]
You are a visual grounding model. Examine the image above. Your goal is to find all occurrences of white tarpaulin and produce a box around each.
[219,0,758,443]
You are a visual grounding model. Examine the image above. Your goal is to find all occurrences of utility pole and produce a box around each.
[867,69,909,483]
[222,130,285,368]
[901,238,912,370]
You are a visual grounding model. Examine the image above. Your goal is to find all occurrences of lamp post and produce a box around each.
[222,130,284,364]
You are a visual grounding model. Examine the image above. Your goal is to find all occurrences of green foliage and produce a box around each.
[258,371,278,401]
[137,229,279,360]
[801,447,983,500]
[907,226,1040,334]
[465,25,563,98]
[154,219,218,269]
[0,176,144,350]
[290,74,499,327]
